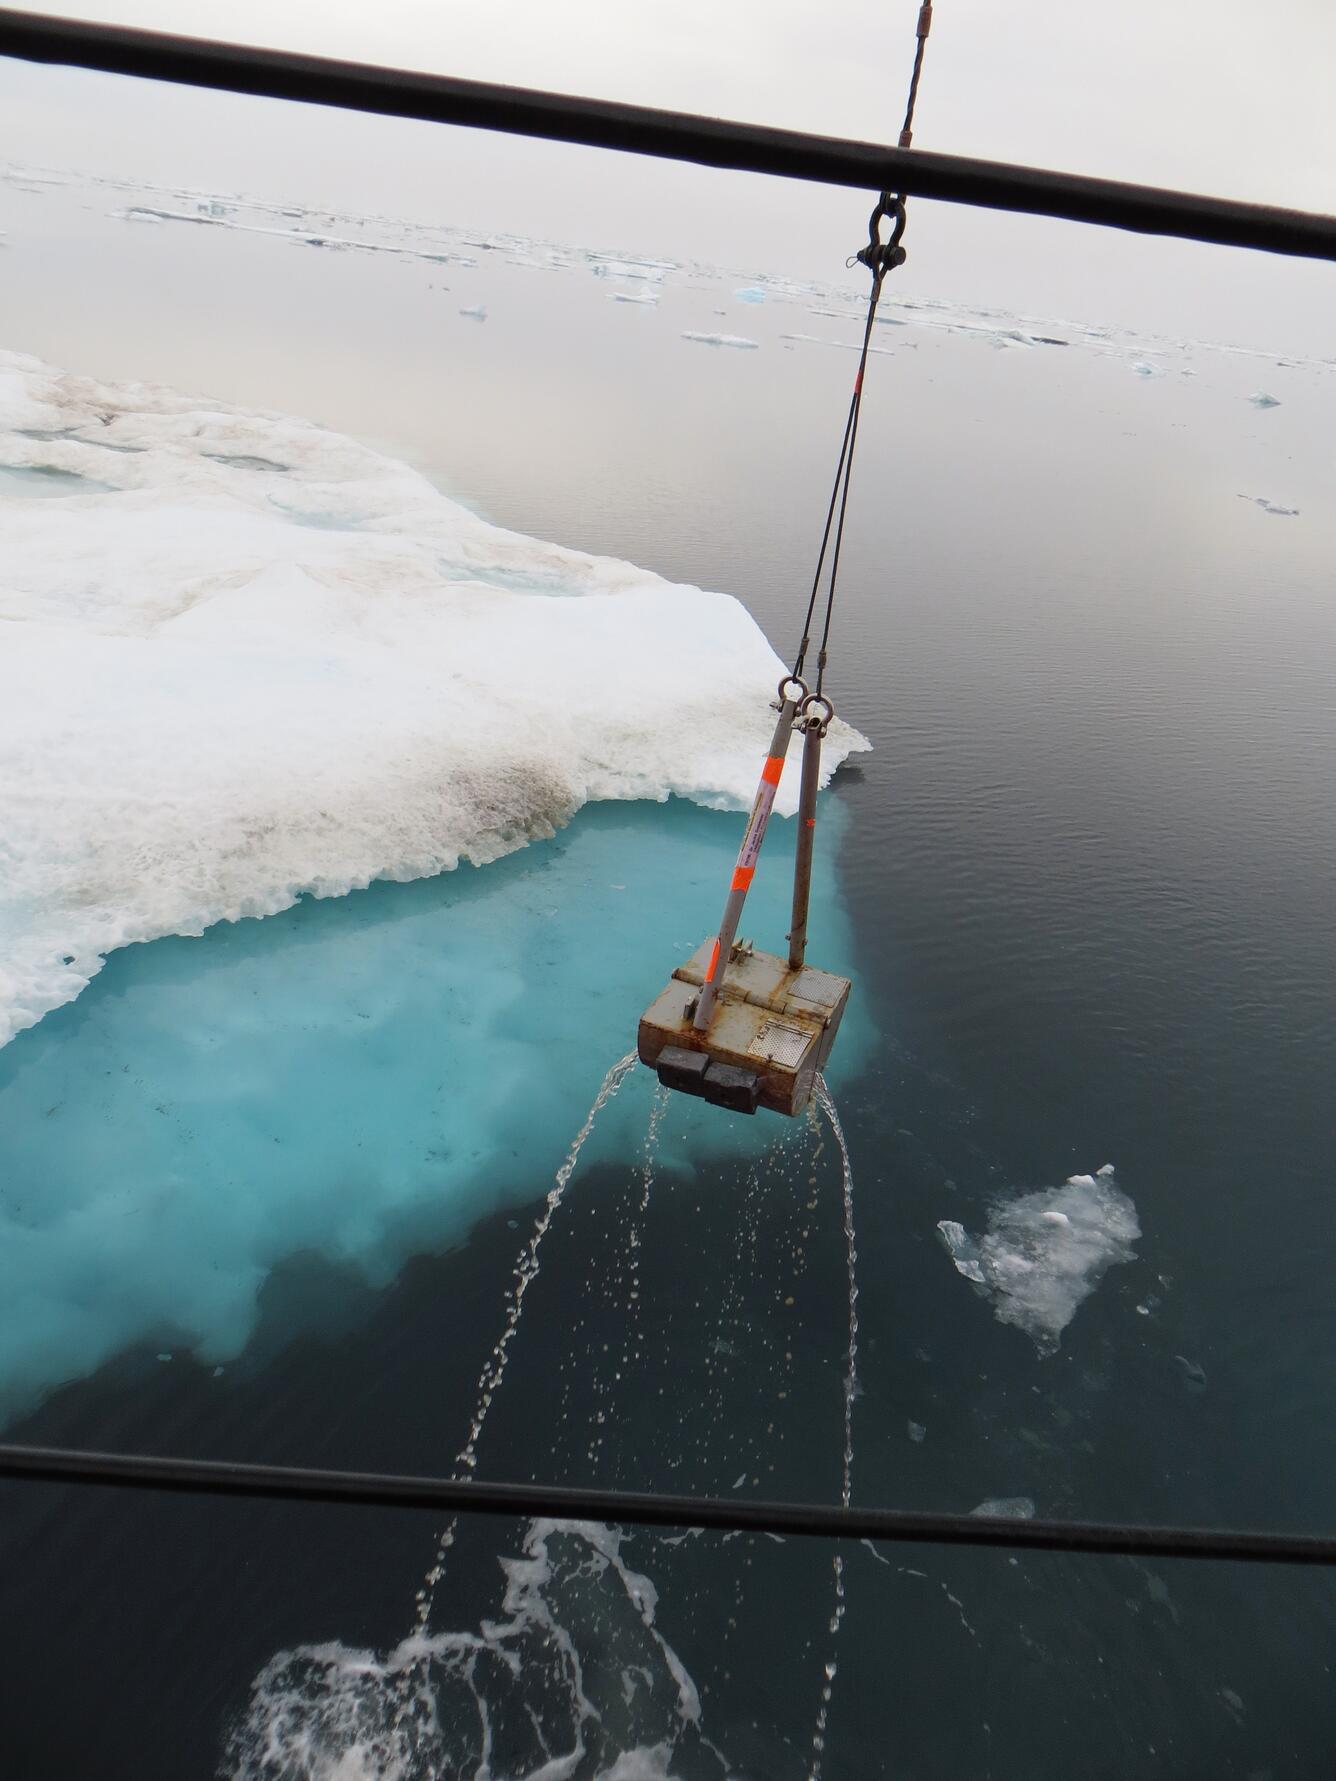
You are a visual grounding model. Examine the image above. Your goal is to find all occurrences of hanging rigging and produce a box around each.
[638,6,936,1117]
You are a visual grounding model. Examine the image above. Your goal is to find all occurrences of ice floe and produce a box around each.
[970,1497,1035,1519]
[681,332,759,350]
[1238,493,1300,517]
[0,349,867,1048]
[937,1168,1139,1354]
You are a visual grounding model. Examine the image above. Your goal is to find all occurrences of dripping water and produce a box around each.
[807,1073,860,1781]
[412,1049,639,1631]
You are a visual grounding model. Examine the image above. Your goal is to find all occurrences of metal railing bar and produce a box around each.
[2,9,1336,262]
[3,1442,1336,1566]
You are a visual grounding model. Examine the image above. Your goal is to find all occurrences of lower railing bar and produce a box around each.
[2,1442,1334,1566]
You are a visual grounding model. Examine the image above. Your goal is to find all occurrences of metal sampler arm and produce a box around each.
[692,683,803,1033]
[787,708,827,971]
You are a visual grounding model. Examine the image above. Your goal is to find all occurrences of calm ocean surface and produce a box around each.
[2,158,1335,1778]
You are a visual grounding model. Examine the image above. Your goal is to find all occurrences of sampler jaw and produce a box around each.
[637,939,851,1118]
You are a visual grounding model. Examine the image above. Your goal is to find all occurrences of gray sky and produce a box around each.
[5,1,1336,349]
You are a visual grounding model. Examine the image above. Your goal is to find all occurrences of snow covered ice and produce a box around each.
[0,349,867,1049]
[937,1169,1139,1354]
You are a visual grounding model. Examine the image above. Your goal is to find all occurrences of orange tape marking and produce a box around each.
[704,940,721,983]
[730,865,755,892]
[761,755,785,787]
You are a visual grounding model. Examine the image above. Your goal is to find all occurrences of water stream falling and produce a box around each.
[414,1050,640,1628]
[806,1074,861,1781]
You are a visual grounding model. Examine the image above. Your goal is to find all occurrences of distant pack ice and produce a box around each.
[0,350,868,1047]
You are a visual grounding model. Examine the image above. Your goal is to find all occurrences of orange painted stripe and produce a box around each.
[761,755,785,787]
[806,817,816,829]
[731,865,755,892]
[704,940,721,983]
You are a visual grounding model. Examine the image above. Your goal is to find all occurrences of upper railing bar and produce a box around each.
[2,8,1336,263]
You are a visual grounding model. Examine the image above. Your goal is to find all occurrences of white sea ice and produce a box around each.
[733,286,767,304]
[1247,392,1281,409]
[970,1497,1035,1519]
[937,1170,1140,1354]
[681,333,759,350]
[611,290,659,305]
[591,259,668,283]
[0,350,868,1050]
[1239,493,1299,516]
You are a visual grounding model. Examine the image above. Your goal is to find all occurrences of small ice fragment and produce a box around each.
[1096,1163,1115,1177]
[1247,393,1281,409]
[212,1365,225,1377]
[156,1352,172,1362]
[1220,1687,1245,1714]
[907,1420,926,1443]
[1175,1355,1207,1390]
[1041,1210,1071,1226]
[1064,1173,1097,1189]
[1136,1304,1150,1316]
[971,1497,1035,1520]
[732,1473,747,1490]
[459,304,487,321]
[1131,361,1164,378]
[936,1220,986,1284]
[681,332,759,350]
[733,285,767,304]
[1239,493,1299,516]
[591,258,667,282]
[610,290,658,305]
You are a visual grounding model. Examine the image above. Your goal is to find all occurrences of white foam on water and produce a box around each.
[937,1169,1140,1354]
[0,349,867,1048]
[226,1518,723,1781]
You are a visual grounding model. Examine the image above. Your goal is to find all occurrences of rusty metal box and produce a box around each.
[637,939,851,1117]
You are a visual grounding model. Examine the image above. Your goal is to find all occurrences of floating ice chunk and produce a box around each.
[1096,1162,1115,1177]
[1247,392,1281,409]
[611,290,659,305]
[0,349,869,1049]
[937,1171,1140,1354]
[1130,361,1165,378]
[970,1497,1035,1519]
[592,258,668,283]
[1175,1355,1207,1390]
[907,1421,926,1443]
[733,285,767,304]
[681,332,758,350]
[1239,493,1299,516]
[458,304,487,321]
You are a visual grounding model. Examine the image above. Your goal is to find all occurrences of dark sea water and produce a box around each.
[3,160,1336,1778]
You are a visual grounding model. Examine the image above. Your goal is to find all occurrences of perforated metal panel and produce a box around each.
[789,967,845,1010]
[749,1020,812,1068]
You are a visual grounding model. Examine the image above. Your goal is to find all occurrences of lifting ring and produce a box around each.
[800,692,835,735]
